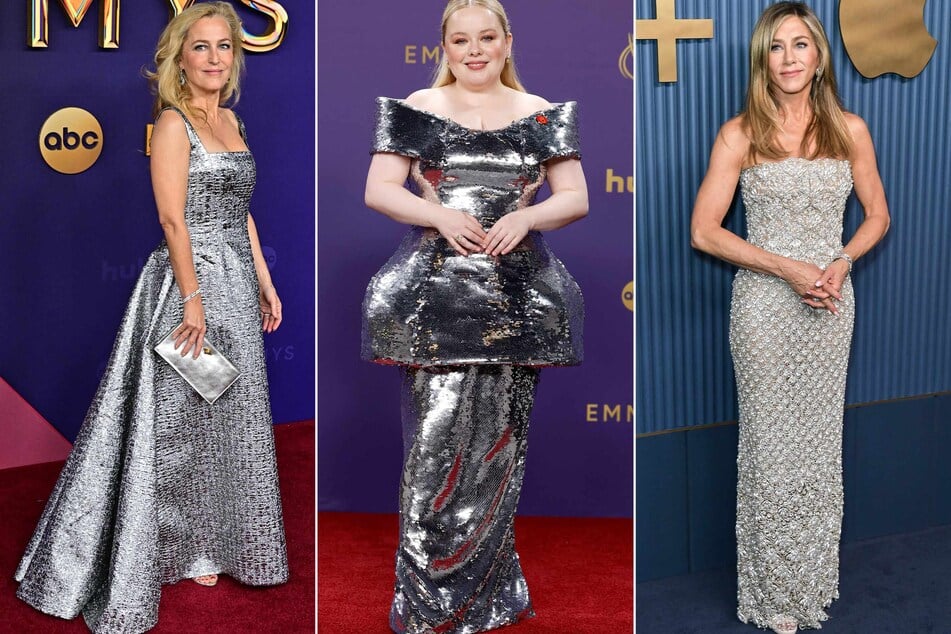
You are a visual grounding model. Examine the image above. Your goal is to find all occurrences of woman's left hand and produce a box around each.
[803,258,849,310]
[483,211,533,256]
[259,284,283,333]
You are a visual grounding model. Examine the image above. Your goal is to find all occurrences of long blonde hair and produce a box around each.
[743,2,852,162]
[431,0,526,92]
[145,2,245,121]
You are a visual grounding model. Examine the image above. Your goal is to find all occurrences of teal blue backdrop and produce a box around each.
[636,0,951,580]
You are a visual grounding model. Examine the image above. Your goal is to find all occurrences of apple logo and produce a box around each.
[840,0,937,78]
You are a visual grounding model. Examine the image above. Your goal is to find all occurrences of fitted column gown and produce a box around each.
[731,158,854,629]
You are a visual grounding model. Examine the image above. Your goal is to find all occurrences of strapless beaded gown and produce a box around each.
[731,158,854,629]
[364,97,584,633]
[15,108,288,634]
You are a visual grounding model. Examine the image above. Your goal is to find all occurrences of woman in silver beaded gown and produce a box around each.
[14,5,287,633]
[362,1,587,632]
[690,4,889,633]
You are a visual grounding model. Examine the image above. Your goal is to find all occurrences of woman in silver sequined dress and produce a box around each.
[15,4,288,632]
[690,3,889,633]
[362,1,588,631]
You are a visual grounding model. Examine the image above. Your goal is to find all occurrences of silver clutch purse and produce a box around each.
[153,326,241,404]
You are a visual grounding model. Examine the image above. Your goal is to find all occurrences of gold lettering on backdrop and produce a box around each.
[30,0,288,51]
[605,168,633,193]
[619,33,633,80]
[586,404,634,423]
[30,0,120,48]
[233,0,288,53]
[840,0,936,78]
[405,45,441,64]
[145,124,154,157]
[636,0,713,83]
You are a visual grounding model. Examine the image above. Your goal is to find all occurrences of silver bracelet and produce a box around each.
[182,288,202,303]
[833,252,853,273]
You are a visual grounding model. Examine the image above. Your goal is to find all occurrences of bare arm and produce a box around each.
[248,213,282,333]
[690,117,833,305]
[483,157,588,256]
[150,110,206,357]
[811,114,890,303]
[364,152,487,256]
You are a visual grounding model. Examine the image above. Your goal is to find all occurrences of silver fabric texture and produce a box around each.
[731,158,855,629]
[15,108,288,634]
[362,97,584,367]
[392,366,539,633]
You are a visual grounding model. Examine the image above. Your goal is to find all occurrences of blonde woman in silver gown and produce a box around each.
[15,4,287,632]
[690,3,889,633]
[363,1,588,631]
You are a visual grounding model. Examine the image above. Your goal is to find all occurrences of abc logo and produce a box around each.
[39,107,103,174]
[622,280,633,311]
[263,245,278,271]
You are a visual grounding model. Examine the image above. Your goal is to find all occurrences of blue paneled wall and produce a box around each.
[636,0,951,580]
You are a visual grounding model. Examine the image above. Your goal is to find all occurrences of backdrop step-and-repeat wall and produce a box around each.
[0,2,315,439]
[318,1,634,518]
[636,0,951,580]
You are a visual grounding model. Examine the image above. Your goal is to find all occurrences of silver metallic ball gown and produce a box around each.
[364,97,584,633]
[15,108,288,634]
[731,158,854,629]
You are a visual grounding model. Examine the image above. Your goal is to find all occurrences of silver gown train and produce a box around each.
[731,158,854,629]
[364,97,584,633]
[15,108,288,634]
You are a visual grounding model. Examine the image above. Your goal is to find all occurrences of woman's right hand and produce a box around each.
[431,207,487,256]
[782,260,839,316]
[173,296,206,359]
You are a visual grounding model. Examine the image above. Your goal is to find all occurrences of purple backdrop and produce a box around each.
[317,1,633,517]
[0,2,315,439]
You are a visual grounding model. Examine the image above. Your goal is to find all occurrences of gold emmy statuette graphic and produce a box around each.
[840,0,937,78]
[622,281,634,311]
[636,0,713,83]
[39,108,103,174]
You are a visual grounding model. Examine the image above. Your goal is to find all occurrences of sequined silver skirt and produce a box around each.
[392,366,539,633]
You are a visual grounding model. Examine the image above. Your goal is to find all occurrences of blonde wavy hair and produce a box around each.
[742,2,852,162]
[431,0,526,92]
[145,1,245,121]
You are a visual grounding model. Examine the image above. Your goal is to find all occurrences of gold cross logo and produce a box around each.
[636,0,714,82]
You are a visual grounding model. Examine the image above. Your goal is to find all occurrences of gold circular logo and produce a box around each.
[622,280,634,311]
[39,107,103,174]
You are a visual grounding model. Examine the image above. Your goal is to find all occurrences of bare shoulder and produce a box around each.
[404,88,441,109]
[151,109,190,154]
[714,115,751,164]
[843,111,872,141]
[219,107,240,126]
[153,108,187,134]
[515,91,552,113]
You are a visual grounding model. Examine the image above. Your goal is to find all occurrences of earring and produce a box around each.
[179,69,186,86]
[815,67,823,79]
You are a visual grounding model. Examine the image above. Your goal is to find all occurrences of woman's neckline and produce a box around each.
[173,107,251,155]
[385,97,565,133]
[741,156,849,173]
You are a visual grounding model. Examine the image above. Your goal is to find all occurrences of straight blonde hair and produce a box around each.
[742,2,853,162]
[431,0,526,92]
[145,2,245,122]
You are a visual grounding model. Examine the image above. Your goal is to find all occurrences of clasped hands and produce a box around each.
[786,258,850,316]
[435,207,531,257]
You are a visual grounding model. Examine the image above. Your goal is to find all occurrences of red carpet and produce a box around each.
[318,512,632,633]
[1,420,314,633]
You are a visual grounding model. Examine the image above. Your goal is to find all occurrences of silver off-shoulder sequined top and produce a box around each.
[362,97,584,367]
